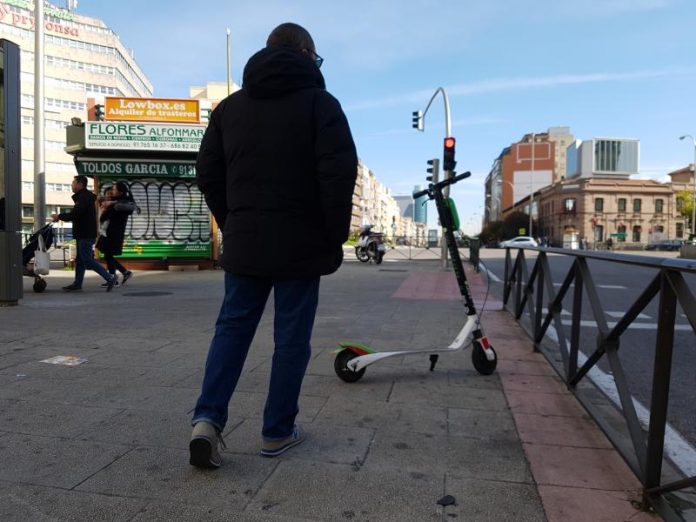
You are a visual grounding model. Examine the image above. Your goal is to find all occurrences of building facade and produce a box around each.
[536,177,683,247]
[0,0,153,232]
[547,126,574,181]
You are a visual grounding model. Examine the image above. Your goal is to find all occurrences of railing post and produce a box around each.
[644,271,678,494]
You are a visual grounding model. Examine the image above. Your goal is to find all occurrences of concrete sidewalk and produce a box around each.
[0,259,659,521]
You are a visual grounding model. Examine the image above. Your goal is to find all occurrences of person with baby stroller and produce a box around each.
[51,175,116,292]
[21,222,54,292]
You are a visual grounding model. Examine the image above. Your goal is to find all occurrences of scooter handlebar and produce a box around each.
[412,171,471,199]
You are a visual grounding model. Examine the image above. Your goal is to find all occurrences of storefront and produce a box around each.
[65,101,215,269]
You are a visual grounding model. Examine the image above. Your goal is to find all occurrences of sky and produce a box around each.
[76,0,696,234]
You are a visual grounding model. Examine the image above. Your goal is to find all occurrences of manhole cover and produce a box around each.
[122,291,173,297]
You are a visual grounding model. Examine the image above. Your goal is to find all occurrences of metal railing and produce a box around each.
[502,246,696,521]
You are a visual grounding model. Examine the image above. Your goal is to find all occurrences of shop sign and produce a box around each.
[85,122,205,152]
[0,2,79,36]
[105,97,200,124]
[76,159,196,178]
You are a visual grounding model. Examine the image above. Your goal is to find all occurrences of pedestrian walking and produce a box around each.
[189,22,357,469]
[51,175,116,292]
[96,181,136,287]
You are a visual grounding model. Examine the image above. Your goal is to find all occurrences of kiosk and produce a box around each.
[64,99,213,270]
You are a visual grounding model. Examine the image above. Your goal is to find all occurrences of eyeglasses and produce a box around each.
[305,49,324,69]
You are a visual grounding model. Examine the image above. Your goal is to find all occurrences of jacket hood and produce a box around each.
[242,46,325,99]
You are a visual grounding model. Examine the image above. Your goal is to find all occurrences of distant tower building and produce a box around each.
[412,185,427,224]
[394,196,414,220]
[547,126,575,181]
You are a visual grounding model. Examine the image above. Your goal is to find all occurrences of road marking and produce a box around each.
[552,282,627,290]
[545,326,696,478]
[479,263,502,283]
[606,311,651,320]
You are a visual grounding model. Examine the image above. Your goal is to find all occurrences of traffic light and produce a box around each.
[94,104,105,121]
[412,110,423,131]
[443,136,456,172]
[426,158,439,183]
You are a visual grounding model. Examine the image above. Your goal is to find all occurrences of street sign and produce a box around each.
[75,158,196,178]
[104,97,200,124]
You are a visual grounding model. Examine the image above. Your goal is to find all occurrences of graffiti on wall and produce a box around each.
[101,179,210,244]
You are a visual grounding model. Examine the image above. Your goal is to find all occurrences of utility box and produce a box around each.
[0,39,22,305]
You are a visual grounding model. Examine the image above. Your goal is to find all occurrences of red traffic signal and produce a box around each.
[443,136,456,171]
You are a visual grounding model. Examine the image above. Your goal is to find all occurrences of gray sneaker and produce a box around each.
[260,424,305,457]
[189,421,225,469]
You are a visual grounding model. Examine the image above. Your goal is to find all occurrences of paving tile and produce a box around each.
[446,368,503,390]
[0,398,122,438]
[0,432,132,489]
[77,365,200,388]
[246,460,443,521]
[537,485,650,522]
[225,391,327,423]
[76,446,277,510]
[448,408,518,441]
[445,475,546,522]
[76,409,240,450]
[130,501,308,522]
[505,389,589,418]
[314,395,448,435]
[514,412,614,449]
[222,418,375,466]
[0,481,147,522]
[365,429,448,474]
[523,444,641,490]
[446,436,534,483]
[497,358,559,376]
[389,379,510,411]
[501,373,569,394]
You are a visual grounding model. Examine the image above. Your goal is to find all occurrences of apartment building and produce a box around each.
[0,0,152,232]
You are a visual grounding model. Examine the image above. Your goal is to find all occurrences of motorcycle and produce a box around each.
[355,225,386,264]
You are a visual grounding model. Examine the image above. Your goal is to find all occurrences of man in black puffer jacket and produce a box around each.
[51,175,115,292]
[190,23,357,469]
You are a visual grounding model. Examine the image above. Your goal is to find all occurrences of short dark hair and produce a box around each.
[266,23,315,52]
[74,175,88,188]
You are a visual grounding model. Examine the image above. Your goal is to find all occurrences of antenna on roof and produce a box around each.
[66,0,78,11]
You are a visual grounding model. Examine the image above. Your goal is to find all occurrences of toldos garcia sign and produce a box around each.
[85,122,205,152]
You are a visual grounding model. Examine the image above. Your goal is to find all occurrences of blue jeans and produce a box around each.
[74,239,112,287]
[192,272,320,440]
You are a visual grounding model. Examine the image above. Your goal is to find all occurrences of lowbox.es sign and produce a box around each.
[85,122,205,152]
[104,97,200,124]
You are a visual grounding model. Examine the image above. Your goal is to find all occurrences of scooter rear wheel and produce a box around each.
[472,341,497,375]
[334,349,366,383]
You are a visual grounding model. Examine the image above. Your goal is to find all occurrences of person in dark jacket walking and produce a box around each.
[51,175,115,292]
[96,181,135,287]
[190,23,357,469]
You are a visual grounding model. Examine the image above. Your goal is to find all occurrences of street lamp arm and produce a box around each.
[420,87,452,138]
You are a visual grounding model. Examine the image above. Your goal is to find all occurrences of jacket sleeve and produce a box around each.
[113,200,136,213]
[196,104,228,229]
[58,192,92,222]
[314,92,358,246]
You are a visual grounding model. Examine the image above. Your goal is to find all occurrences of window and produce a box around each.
[595,198,604,212]
[655,199,664,214]
[618,198,626,212]
[22,205,34,218]
[563,198,576,214]
[676,197,683,212]
[676,223,684,238]
[633,199,642,213]
[633,226,641,242]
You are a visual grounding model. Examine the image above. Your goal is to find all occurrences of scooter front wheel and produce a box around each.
[355,247,369,263]
[472,341,497,375]
[334,349,366,383]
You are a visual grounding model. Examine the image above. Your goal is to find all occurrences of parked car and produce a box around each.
[645,239,684,251]
[499,236,539,248]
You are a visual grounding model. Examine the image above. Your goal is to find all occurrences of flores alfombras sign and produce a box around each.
[75,159,196,178]
[85,122,205,152]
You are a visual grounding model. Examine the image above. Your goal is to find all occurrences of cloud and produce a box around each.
[345,68,694,111]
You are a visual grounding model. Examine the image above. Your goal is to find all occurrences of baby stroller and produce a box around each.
[22,223,55,293]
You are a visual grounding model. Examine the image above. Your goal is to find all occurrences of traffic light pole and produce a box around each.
[414,87,453,269]
[33,0,46,230]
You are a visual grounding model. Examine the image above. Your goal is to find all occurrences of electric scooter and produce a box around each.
[333,171,497,382]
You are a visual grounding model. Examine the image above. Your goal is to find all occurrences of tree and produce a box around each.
[676,190,695,228]
[502,211,532,238]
